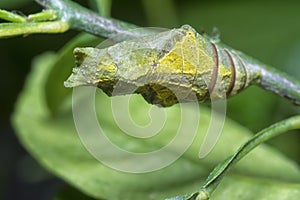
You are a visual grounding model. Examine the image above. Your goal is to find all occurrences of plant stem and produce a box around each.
[0,9,26,22]
[191,115,300,199]
[35,0,148,40]
[240,53,300,105]
[27,9,58,22]
[259,66,300,105]
[0,21,69,38]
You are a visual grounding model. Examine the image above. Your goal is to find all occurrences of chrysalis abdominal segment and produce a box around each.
[64,25,260,107]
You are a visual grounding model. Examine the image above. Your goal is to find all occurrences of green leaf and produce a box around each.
[13,39,300,200]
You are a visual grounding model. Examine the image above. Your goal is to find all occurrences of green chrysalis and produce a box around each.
[66,25,300,107]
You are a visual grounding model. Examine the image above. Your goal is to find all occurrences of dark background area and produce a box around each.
[1,0,300,199]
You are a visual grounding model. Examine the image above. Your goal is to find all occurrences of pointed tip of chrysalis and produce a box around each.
[65,66,102,88]
[64,64,98,88]
[64,69,89,88]
[64,47,103,88]
[63,75,78,88]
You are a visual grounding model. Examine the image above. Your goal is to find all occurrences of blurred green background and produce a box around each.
[1,0,300,199]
